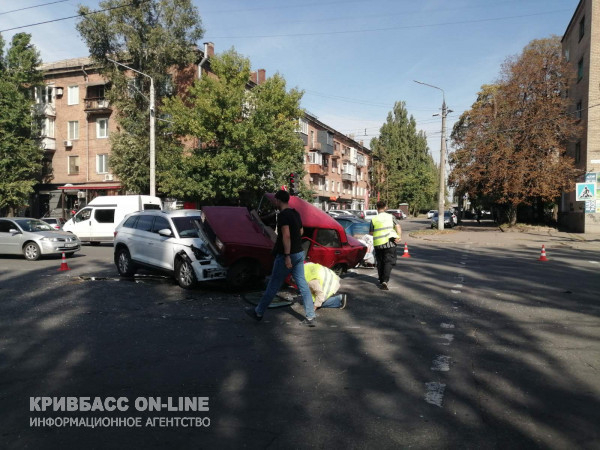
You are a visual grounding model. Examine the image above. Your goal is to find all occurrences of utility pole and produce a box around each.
[414,80,451,230]
[107,58,156,197]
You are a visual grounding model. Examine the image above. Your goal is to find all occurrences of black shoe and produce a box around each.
[300,318,317,327]
[380,282,389,290]
[244,307,262,322]
[340,294,347,310]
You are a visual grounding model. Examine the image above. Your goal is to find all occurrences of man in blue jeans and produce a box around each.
[245,190,317,327]
[304,262,347,310]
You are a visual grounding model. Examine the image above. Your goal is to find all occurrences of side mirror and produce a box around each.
[158,229,172,237]
[9,229,21,235]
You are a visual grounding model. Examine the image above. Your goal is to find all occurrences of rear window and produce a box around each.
[143,204,161,210]
[135,215,155,232]
[315,229,341,248]
[95,209,115,223]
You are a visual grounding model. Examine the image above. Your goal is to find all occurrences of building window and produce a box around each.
[298,118,308,135]
[96,118,109,138]
[68,156,80,175]
[579,16,585,41]
[67,85,79,105]
[40,117,55,138]
[35,85,54,104]
[68,121,79,140]
[577,58,584,81]
[565,49,570,62]
[308,151,322,165]
[576,101,582,120]
[575,142,581,163]
[97,154,109,174]
[327,133,333,146]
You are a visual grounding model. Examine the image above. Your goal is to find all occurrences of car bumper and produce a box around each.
[191,259,227,281]
[40,241,81,255]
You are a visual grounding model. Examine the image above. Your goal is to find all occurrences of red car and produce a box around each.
[200,194,367,288]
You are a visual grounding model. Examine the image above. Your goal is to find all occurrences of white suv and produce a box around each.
[113,209,227,289]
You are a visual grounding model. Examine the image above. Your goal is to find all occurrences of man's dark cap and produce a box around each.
[275,190,290,202]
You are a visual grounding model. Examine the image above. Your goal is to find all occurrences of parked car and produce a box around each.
[334,216,370,238]
[327,210,354,218]
[386,209,407,220]
[113,209,227,289]
[364,209,378,221]
[0,217,81,260]
[197,194,368,287]
[64,195,162,245]
[344,209,366,220]
[431,211,457,229]
[41,217,66,230]
[427,210,437,219]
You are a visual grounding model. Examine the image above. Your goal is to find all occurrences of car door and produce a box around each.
[0,219,22,254]
[71,208,93,240]
[147,215,174,270]
[130,214,155,262]
[305,228,342,268]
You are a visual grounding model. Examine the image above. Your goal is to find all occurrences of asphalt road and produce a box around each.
[1,222,599,449]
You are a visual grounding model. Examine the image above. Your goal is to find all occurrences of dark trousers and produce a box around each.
[375,245,397,283]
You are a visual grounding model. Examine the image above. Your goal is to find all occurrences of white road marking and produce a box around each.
[459,262,467,265]
[440,323,455,329]
[431,355,451,371]
[589,261,599,264]
[453,284,463,288]
[451,289,461,294]
[439,334,454,345]
[424,382,446,407]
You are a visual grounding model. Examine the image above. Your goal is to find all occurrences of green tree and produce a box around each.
[162,48,306,205]
[370,102,437,215]
[76,0,204,194]
[0,33,43,216]
[450,37,581,225]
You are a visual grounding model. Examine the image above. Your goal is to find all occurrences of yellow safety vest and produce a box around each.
[304,263,339,302]
[371,212,399,247]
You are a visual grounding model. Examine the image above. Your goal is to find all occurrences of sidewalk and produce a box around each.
[410,219,600,250]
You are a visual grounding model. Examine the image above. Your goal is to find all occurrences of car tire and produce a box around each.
[175,257,197,289]
[227,260,261,290]
[116,247,137,277]
[23,242,41,261]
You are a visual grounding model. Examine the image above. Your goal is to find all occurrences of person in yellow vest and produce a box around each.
[369,200,401,290]
[303,262,347,309]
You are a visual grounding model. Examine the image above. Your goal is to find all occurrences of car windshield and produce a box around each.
[14,219,54,232]
[172,216,203,238]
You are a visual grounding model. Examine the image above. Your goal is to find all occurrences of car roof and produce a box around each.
[129,209,202,218]
[335,216,366,223]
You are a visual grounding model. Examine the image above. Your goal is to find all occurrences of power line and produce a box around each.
[0,0,149,33]
[206,9,572,40]
[0,0,69,16]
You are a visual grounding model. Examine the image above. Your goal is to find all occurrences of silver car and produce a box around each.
[0,218,81,261]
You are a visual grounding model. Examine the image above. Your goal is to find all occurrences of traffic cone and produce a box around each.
[401,242,411,258]
[58,252,71,271]
[538,245,548,262]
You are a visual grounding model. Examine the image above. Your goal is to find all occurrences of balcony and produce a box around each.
[357,155,367,167]
[341,173,356,182]
[84,97,112,114]
[41,137,56,152]
[33,103,56,117]
[310,142,322,151]
[308,164,329,176]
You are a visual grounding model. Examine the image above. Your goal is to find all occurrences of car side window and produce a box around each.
[0,220,14,233]
[74,208,92,223]
[152,216,171,234]
[135,215,154,232]
[315,229,341,248]
[95,209,115,223]
[123,216,139,228]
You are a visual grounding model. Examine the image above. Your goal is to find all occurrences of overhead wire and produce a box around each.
[0,0,69,16]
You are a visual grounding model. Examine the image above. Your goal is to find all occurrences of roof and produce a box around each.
[562,0,585,42]
[40,57,94,72]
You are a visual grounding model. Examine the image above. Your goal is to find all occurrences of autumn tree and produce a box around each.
[370,102,437,215]
[76,0,204,194]
[161,49,306,205]
[450,37,581,224]
[0,33,43,216]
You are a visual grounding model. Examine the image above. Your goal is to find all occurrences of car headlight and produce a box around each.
[191,243,210,260]
[214,237,224,252]
[41,237,60,242]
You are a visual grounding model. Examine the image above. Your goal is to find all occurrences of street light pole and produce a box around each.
[106,58,156,197]
[414,80,449,230]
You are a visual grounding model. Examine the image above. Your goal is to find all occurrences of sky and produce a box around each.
[0,0,581,161]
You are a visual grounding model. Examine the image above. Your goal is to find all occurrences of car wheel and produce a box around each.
[23,242,41,261]
[116,247,136,277]
[175,257,197,289]
[227,260,261,290]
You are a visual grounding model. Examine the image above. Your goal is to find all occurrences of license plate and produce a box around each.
[65,243,77,248]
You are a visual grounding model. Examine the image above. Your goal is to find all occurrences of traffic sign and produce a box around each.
[576,183,596,201]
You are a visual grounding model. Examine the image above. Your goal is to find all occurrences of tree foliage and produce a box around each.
[0,33,43,215]
[370,101,437,215]
[162,49,306,205]
[449,37,581,224]
[76,0,204,194]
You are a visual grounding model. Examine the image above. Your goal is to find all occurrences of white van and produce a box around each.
[63,195,162,244]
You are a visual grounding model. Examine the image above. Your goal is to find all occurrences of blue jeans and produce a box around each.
[320,294,343,308]
[255,252,316,320]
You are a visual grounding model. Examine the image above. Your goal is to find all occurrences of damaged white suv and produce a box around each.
[113,209,227,288]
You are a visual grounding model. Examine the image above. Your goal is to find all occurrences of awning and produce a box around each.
[58,184,121,190]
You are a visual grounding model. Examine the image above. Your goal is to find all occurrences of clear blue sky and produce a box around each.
[0,0,580,160]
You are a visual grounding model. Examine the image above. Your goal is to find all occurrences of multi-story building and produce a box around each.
[31,43,371,217]
[561,0,600,233]
[299,114,371,211]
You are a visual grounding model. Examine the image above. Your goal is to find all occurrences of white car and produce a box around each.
[427,210,437,219]
[113,209,227,289]
[364,209,378,221]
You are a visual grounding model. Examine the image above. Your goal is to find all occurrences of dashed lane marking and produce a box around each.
[431,355,451,372]
[424,382,446,407]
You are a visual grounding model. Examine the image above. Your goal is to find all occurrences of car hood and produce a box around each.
[202,206,273,247]
[30,230,79,240]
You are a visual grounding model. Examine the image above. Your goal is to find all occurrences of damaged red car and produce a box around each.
[200,194,367,288]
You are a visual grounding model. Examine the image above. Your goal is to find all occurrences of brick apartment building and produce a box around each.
[31,43,371,217]
[561,0,600,233]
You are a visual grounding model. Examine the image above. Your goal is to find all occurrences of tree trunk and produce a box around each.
[508,204,517,226]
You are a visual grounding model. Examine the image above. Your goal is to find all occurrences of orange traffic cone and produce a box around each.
[538,245,548,262]
[59,252,71,271]
[401,242,411,258]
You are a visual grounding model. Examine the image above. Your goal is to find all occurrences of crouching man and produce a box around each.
[304,262,347,309]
